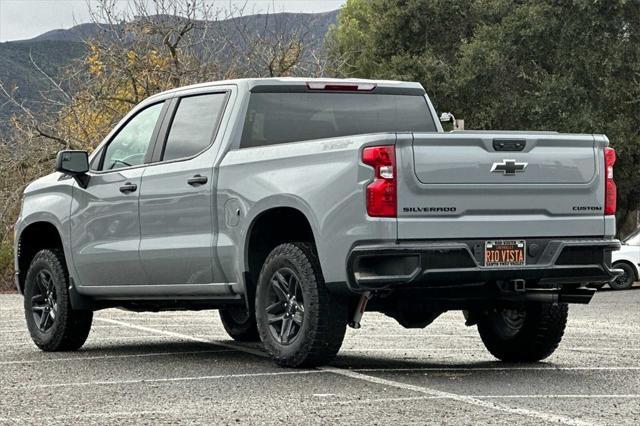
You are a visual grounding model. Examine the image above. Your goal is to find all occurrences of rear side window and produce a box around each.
[240,92,436,148]
[162,93,227,161]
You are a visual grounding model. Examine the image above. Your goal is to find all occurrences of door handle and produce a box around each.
[493,139,526,151]
[188,175,208,186]
[119,183,138,194]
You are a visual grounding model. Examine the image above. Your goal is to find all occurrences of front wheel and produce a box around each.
[255,242,347,367]
[477,302,568,362]
[610,263,635,290]
[24,249,93,351]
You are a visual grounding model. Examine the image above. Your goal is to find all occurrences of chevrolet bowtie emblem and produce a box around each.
[490,159,527,175]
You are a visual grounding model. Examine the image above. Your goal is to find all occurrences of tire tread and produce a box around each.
[256,242,347,367]
[24,248,92,352]
[478,303,568,362]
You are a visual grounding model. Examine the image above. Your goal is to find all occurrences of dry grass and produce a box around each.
[0,269,15,293]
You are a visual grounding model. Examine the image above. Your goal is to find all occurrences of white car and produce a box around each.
[611,230,640,290]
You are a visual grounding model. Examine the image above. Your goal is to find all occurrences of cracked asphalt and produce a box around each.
[1,288,639,425]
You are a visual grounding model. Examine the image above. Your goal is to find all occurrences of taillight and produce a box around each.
[362,145,396,217]
[604,147,616,215]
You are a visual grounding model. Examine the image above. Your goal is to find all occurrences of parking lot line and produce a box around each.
[321,367,595,426]
[99,315,597,426]
[340,347,640,352]
[7,370,325,390]
[355,366,640,372]
[96,317,267,357]
[321,394,640,405]
[0,409,195,423]
[4,335,183,347]
[0,349,234,365]
[0,325,130,332]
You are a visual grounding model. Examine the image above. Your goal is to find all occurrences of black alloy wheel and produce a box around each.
[265,267,305,345]
[30,270,58,332]
[24,249,93,351]
[255,242,347,367]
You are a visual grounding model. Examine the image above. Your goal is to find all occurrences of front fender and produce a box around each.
[14,176,75,289]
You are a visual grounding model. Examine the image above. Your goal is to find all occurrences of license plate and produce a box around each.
[484,240,526,267]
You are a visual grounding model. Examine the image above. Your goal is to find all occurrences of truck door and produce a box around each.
[70,101,167,287]
[138,91,230,292]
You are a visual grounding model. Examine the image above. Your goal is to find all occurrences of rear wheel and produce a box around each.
[255,242,347,367]
[477,302,568,362]
[24,249,93,351]
[219,306,259,342]
[610,262,635,290]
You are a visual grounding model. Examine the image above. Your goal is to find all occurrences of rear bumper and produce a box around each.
[346,238,621,303]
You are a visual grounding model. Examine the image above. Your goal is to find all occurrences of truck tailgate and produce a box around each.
[396,132,608,240]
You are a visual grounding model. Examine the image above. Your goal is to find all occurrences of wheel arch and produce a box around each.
[16,221,65,294]
[242,204,319,308]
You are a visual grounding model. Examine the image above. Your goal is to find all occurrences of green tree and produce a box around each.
[329,0,640,235]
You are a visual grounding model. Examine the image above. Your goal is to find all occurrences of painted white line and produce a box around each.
[102,316,596,426]
[347,333,637,342]
[340,348,486,352]
[321,367,594,426]
[323,394,640,406]
[0,325,139,332]
[346,333,480,338]
[476,394,640,399]
[355,366,640,372]
[0,349,234,366]
[566,347,640,352]
[4,335,182,347]
[0,409,196,422]
[96,317,267,357]
[341,347,640,353]
[8,370,324,390]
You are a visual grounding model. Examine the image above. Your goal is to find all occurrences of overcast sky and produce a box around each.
[0,0,346,42]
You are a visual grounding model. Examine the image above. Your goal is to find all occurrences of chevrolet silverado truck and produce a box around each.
[14,78,620,367]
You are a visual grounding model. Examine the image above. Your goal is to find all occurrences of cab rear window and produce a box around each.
[240,92,436,148]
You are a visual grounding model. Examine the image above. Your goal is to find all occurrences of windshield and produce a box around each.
[624,229,640,245]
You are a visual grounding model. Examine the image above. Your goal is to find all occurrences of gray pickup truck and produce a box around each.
[14,78,620,367]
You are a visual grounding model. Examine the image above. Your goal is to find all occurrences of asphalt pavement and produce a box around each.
[1,289,639,425]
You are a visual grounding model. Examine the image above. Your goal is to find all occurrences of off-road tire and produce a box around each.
[610,262,635,290]
[219,306,260,342]
[255,242,347,367]
[477,302,568,362]
[24,249,93,351]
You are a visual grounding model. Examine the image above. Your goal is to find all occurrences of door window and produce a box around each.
[101,102,164,171]
[161,93,227,161]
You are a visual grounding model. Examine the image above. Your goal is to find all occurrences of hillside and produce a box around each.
[0,10,339,136]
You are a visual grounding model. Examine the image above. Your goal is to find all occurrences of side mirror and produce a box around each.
[56,150,90,188]
[439,112,464,130]
[439,112,455,123]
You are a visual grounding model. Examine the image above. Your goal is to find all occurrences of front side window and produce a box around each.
[101,102,164,171]
[162,93,227,161]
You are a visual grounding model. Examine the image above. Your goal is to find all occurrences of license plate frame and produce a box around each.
[484,240,526,267]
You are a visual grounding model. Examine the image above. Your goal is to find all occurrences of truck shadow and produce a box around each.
[329,354,545,371]
[598,283,640,292]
